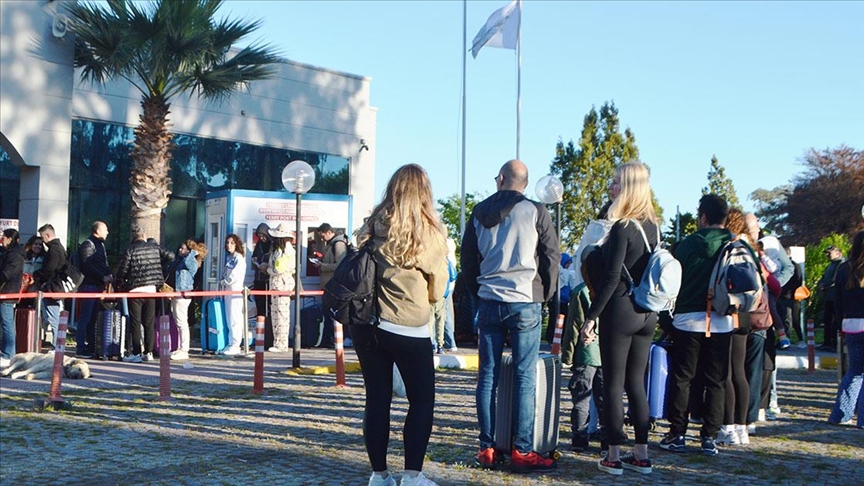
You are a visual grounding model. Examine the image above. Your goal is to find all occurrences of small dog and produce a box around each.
[0,352,92,381]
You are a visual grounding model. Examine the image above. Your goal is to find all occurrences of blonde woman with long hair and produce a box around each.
[581,161,659,475]
[355,164,448,486]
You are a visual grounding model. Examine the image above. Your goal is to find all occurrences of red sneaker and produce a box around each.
[474,447,496,469]
[510,450,557,473]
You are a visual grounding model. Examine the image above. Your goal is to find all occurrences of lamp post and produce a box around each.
[536,175,564,324]
[282,160,316,368]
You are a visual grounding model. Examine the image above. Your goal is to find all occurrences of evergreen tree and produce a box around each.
[437,191,483,264]
[662,211,697,246]
[550,101,662,250]
[702,155,741,208]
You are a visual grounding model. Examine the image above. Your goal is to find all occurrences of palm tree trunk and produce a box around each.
[129,94,173,243]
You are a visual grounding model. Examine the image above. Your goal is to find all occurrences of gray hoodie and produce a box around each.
[461,190,559,303]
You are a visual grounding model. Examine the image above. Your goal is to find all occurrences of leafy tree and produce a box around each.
[662,211,697,246]
[777,146,863,245]
[549,102,642,250]
[749,185,792,236]
[702,155,740,208]
[68,0,282,242]
[437,191,483,265]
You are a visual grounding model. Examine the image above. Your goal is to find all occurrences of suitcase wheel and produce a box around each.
[551,450,561,461]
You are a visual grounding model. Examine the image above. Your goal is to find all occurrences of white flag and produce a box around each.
[471,0,521,59]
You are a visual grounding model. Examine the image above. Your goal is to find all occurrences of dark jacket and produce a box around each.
[461,190,559,304]
[115,239,164,290]
[0,244,25,294]
[34,238,66,289]
[252,238,272,284]
[672,228,733,314]
[79,235,111,286]
[819,257,846,302]
[319,233,349,289]
[834,261,864,320]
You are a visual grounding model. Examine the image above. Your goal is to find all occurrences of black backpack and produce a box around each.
[322,242,379,327]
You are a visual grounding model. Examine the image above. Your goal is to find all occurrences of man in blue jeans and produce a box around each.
[461,159,559,473]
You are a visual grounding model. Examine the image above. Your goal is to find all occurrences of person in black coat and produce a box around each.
[0,228,25,362]
[34,224,67,349]
[115,226,164,362]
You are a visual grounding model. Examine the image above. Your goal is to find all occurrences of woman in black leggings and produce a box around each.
[581,162,659,476]
[352,164,448,486]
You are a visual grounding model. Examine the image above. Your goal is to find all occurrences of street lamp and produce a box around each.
[282,160,316,368]
[536,175,564,336]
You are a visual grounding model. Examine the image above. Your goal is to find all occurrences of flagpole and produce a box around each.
[516,0,522,159]
[460,0,467,237]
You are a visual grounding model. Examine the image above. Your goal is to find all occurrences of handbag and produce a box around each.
[794,285,811,301]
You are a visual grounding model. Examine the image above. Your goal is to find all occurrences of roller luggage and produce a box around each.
[301,303,325,348]
[201,299,228,353]
[646,343,669,420]
[14,307,39,354]
[494,353,561,458]
[94,309,126,360]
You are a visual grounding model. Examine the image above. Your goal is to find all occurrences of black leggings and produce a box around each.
[598,303,656,446]
[724,332,750,425]
[352,325,435,472]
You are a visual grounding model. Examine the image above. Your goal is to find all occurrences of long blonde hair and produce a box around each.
[358,164,445,267]
[607,161,657,224]
[186,240,208,266]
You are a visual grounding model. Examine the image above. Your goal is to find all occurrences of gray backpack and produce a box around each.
[622,221,682,313]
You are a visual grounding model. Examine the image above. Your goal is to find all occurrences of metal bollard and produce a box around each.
[45,311,69,409]
[158,315,172,401]
[334,320,346,388]
[807,319,815,373]
[253,316,265,394]
[550,314,565,356]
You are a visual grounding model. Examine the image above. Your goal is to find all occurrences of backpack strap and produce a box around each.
[620,219,653,293]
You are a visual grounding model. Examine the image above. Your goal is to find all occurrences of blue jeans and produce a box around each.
[0,302,15,358]
[475,300,542,453]
[829,332,864,426]
[42,299,62,348]
[76,284,102,353]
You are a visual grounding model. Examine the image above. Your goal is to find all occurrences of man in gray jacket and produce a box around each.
[462,159,559,473]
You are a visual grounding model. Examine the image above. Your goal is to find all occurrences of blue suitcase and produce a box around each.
[646,343,669,420]
[201,299,229,353]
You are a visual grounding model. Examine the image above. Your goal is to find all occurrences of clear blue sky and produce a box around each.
[222,0,864,237]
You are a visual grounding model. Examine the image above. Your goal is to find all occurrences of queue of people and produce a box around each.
[1,160,862,486]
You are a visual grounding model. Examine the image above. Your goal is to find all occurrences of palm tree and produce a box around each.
[67,0,282,241]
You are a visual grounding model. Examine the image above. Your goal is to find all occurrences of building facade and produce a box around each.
[0,0,377,257]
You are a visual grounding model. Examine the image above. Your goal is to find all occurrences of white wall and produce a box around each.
[1,0,377,241]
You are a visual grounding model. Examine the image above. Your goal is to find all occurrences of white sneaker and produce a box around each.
[758,409,766,422]
[170,350,189,361]
[797,341,807,349]
[268,346,288,353]
[747,423,757,435]
[222,346,242,356]
[142,352,154,362]
[368,471,397,486]
[736,424,750,445]
[123,354,142,363]
[0,357,10,368]
[400,472,437,486]
[716,426,740,446]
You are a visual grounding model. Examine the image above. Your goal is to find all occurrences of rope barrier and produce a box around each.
[0,289,325,301]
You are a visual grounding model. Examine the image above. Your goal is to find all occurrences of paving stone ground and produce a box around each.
[1,348,861,485]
